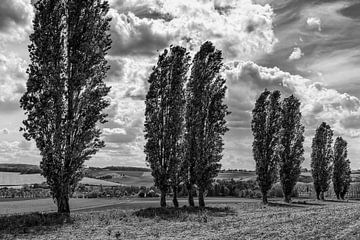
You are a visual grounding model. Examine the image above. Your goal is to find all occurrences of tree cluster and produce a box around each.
[311,126,351,200]
[252,89,352,203]
[251,89,305,203]
[144,41,229,208]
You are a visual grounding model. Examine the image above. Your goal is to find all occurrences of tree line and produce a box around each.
[252,89,351,203]
[144,42,229,208]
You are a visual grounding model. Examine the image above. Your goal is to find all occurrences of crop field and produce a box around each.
[2,198,360,239]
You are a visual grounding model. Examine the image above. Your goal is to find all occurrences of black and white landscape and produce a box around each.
[0,0,360,239]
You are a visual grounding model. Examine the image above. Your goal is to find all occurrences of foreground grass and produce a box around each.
[2,199,360,239]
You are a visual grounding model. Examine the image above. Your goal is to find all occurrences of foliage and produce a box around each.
[144,45,190,207]
[333,137,351,199]
[184,41,229,207]
[0,187,51,199]
[311,122,334,200]
[279,95,305,202]
[20,0,111,213]
[251,89,282,204]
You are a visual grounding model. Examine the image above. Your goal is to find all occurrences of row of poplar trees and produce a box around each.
[144,42,229,208]
[311,123,351,200]
[252,89,351,204]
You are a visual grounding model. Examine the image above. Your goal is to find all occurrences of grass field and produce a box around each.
[2,198,360,239]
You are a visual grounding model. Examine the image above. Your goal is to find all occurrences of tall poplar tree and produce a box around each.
[333,137,351,200]
[279,95,305,203]
[144,46,190,207]
[251,89,282,204]
[184,41,229,207]
[20,0,111,214]
[311,122,333,200]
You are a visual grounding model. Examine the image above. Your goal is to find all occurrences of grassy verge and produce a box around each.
[2,199,360,239]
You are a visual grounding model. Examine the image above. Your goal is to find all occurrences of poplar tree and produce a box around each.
[251,89,282,204]
[144,46,190,207]
[311,122,333,200]
[279,95,305,203]
[184,41,229,207]
[20,0,111,214]
[333,137,351,200]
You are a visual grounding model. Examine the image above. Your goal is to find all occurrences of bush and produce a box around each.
[0,212,70,234]
[269,184,284,198]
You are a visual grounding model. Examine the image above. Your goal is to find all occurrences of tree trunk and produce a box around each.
[262,192,268,204]
[320,192,325,201]
[188,184,195,207]
[172,186,179,208]
[340,192,345,200]
[160,190,166,207]
[284,194,291,203]
[198,188,205,208]
[56,194,70,215]
[336,193,340,200]
[316,191,320,200]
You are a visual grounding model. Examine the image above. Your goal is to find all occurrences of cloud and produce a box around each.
[226,61,360,138]
[109,11,171,57]
[108,0,277,60]
[288,47,304,60]
[306,17,321,31]
[0,53,27,112]
[0,0,33,42]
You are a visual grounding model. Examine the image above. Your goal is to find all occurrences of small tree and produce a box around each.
[333,137,351,200]
[20,0,111,214]
[251,89,282,204]
[144,46,190,207]
[184,41,229,207]
[311,122,333,200]
[279,95,305,203]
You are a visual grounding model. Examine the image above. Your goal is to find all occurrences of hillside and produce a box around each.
[0,164,41,174]
[2,163,360,187]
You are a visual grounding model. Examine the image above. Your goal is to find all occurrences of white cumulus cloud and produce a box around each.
[306,17,321,31]
[288,47,304,60]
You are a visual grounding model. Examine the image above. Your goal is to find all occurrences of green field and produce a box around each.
[2,198,360,239]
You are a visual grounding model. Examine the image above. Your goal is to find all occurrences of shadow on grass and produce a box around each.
[133,206,236,221]
[291,200,326,206]
[0,212,71,236]
[323,199,352,203]
[267,202,305,208]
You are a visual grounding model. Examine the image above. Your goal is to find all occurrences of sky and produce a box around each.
[0,0,360,170]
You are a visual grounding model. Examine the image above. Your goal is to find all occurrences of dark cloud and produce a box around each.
[0,0,32,36]
[0,0,28,31]
[339,3,360,19]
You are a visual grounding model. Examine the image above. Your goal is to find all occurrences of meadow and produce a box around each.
[1,198,360,239]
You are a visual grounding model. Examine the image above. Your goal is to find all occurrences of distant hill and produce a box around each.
[0,164,151,173]
[102,166,151,172]
[0,164,41,174]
